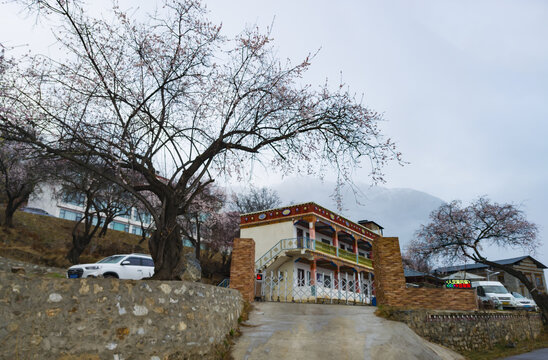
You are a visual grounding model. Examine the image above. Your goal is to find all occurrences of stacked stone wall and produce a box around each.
[373,237,477,311]
[230,238,256,302]
[0,271,242,359]
[389,309,543,352]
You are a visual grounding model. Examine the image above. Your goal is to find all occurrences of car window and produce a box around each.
[483,285,508,294]
[141,258,154,267]
[97,255,125,264]
[125,257,142,265]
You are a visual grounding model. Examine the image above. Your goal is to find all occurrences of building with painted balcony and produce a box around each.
[240,202,380,304]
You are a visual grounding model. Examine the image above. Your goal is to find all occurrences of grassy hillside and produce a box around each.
[0,209,230,284]
[0,210,148,268]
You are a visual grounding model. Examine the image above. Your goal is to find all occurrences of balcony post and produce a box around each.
[333,227,339,257]
[354,238,358,263]
[309,218,316,250]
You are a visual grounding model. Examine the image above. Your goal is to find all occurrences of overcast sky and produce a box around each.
[2,1,547,268]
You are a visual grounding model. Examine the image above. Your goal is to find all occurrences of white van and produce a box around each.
[472,281,517,309]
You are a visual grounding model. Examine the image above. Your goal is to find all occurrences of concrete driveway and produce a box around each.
[231,302,464,360]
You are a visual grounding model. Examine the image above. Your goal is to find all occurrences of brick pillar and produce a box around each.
[230,238,255,302]
[372,237,406,306]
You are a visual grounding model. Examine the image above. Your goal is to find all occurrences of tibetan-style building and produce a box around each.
[240,202,380,303]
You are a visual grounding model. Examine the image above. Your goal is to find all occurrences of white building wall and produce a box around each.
[27,184,60,216]
[240,221,295,261]
[26,182,152,235]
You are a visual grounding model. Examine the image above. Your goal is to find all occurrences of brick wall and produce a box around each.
[230,238,256,302]
[373,237,477,311]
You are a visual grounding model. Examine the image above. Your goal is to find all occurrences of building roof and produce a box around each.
[358,220,384,230]
[404,268,430,277]
[434,256,547,274]
[440,271,485,280]
[239,202,380,240]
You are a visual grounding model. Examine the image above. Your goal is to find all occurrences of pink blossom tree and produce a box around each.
[409,197,546,320]
[205,210,240,273]
[179,184,225,262]
[0,0,402,279]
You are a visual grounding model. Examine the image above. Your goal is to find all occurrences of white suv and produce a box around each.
[67,254,154,280]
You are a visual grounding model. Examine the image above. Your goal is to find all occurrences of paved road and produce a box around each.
[231,302,464,360]
[502,348,548,359]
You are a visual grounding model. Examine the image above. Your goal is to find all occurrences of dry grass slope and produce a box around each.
[0,210,148,268]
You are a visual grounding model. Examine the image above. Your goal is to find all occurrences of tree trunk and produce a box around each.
[67,233,93,264]
[66,210,102,265]
[149,206,185,280]
[480,259,548,323]
[195,218,201,261]
[3,198,16,228]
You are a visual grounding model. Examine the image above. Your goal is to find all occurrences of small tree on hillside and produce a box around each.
[0,140,51,227]
[231,187,281,214]
[1,0,401,279]
[56,160,137,264]
[408,197,547,321]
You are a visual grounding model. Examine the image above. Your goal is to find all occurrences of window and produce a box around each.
[125,257,141,265]
[359,252,365,257]
[297,269,305,287]
[118,206,131,219]
[133,209,152,224]
[59,209,83,221]
[324,274,331,288]
[110,221,130,232]
[183,239,193,247]
[131,226,143,236]
[536,276,543,288]
[321,239,330,245]
[316,272,323,286]
[98,255,125,264]
[62,192,85,207]
[306,271,311,286]
[141,258,154,267]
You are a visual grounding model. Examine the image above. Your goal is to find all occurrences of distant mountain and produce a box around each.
[271,177,445,250]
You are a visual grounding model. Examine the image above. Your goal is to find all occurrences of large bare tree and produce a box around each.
[0,0,401,279]
[408,197,546,320]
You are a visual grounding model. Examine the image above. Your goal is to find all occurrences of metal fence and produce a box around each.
[256,270,373,305]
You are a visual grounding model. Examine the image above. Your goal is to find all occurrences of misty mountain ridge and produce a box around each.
[269,177,445,250]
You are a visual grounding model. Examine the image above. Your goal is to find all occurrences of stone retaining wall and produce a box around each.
[389,309,543,352]
[0,270,242,359]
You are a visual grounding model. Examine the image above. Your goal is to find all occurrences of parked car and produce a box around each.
[511,292,538,311]
[472,281,517,310]
[67,254,154,280]
[20,207,52,217]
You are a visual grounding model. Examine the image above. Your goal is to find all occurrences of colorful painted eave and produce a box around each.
[240,202,379,240]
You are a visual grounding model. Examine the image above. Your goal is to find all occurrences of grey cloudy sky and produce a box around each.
[2,1,547,266]
[204,0,548,266]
